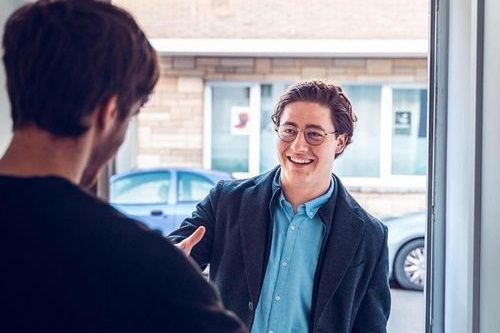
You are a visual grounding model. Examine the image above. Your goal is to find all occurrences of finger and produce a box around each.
[178,226,206,251]
[187,226,206,247]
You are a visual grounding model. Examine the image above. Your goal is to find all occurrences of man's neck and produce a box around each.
[280,179,331,213]
[0,127,89,184]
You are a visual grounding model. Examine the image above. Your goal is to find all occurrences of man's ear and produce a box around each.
[335,134,348,155]
[95,95,119,134]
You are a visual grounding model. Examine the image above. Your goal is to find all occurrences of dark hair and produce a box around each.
[272,80,357,157]
[2,0,159,137]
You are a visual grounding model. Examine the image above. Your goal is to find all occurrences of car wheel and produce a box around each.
[394,238,425,291]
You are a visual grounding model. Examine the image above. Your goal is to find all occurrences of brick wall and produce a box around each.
[138,56,427,169]
[114,0,428,40]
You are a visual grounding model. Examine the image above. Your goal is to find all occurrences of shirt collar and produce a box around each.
[272,169,335,219]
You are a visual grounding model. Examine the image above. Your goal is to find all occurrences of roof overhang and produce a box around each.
[149,38,428,58]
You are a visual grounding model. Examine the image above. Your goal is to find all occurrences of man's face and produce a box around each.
[80,102,140,189]
[277,101,346,192]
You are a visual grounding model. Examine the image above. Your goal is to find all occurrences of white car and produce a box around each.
[384,212,426,291]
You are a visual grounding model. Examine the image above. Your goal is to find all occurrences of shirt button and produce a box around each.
[248,301,254,311]
[275,295,281,301]
[282,261,288,267]
[291,225,296,231]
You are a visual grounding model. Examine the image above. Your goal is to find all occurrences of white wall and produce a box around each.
[444,0,500,332]
[0,1,23,154]
[445,0,477,330]
[479,0,500,331]
[0,61,11,154]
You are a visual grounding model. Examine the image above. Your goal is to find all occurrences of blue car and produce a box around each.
[110,168,232,235]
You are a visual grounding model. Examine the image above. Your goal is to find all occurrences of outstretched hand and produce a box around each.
[175,226,206,257]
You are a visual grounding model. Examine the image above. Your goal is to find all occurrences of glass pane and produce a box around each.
[392,89,428,175]
[334,85,381,177]
[259,83,289,173]
[211,86,250,173]
[110,172,170,205]
[177,172,214,202]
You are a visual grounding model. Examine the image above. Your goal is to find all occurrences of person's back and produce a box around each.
[1,175,244,332]
[0,1,246,331]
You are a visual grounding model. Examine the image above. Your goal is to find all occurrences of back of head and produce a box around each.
[2,0,159,137]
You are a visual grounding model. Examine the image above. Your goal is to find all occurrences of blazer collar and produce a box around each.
[238,167,278,303]
[312,175,366,327]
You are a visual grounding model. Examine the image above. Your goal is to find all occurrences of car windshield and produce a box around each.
[110,172,170,205]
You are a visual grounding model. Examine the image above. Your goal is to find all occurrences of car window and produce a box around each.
[110,172,170,205]
[177,172,214,202]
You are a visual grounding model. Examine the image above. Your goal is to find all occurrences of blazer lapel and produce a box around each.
[312,184,366,324]
[238,172,276,304]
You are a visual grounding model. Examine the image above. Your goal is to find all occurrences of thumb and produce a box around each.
[177,226,206,256]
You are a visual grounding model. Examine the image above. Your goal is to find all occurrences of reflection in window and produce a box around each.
[177,172,214,202]
[260,83,289,173]
[211,86,250,173]
[392,89,427,175]
[335,85,382,177]
[110,172,170,205]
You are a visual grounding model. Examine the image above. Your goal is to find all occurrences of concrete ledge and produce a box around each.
[150,38,428,58]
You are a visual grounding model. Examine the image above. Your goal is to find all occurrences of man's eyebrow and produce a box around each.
[282,121,298,127]
[304,124,327,131]
[282,121,327,131]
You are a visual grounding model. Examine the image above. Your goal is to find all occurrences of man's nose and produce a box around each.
[289,130,309,151]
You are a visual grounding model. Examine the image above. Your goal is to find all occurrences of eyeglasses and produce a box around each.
[275,124,338,146]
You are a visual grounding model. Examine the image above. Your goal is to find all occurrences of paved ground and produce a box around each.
[388,287,425,333]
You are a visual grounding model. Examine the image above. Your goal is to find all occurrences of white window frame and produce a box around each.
[203,81,261,179]
[205,81,427,190]
[338,82,427,190]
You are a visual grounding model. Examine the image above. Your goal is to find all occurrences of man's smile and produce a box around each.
[288,156,314,165]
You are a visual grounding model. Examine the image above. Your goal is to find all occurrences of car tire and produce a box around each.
[394,238,425,291]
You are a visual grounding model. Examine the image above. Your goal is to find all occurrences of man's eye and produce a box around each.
[284,128,297,134]
[308,131,323,138]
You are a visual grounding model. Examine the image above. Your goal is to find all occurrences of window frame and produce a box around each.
[205,81,427,190]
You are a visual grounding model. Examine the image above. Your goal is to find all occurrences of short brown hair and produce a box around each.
[272,80,357,157]
[2,0,159,137]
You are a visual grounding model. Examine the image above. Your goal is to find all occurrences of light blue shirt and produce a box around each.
[251,173,334,333]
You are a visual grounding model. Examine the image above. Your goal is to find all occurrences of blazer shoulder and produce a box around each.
[214,168,276,195]
[353,207,387,236]
[335,177,387,238]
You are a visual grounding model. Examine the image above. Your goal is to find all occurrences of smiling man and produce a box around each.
[169,81,391,333]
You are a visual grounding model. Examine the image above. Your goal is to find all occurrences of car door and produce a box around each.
[110,171,177,235]
[173,171,218,227]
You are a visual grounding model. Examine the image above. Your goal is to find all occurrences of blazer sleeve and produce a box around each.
[352,225,391,333]
[167,180,223,268]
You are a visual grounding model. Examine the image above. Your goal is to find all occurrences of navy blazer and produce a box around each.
[168,167,390,333]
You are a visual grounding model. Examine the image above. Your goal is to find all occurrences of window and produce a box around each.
[207,82,427,189]
[110,172,170,205]
[335,85,382,178]
[259,83,289,173]
[177,172,214,202]
[392,88,428,175]
[211,86,251,173]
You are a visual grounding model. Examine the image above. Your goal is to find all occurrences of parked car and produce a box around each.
[110,168,232,235]
[384,212,426,291]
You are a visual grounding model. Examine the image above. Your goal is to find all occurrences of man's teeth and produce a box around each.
[289,156,313,164]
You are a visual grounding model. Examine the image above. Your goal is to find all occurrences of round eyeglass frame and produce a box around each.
[275,125,338,146]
